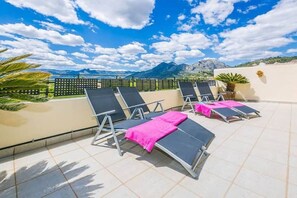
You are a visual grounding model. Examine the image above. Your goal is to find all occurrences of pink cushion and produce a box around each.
[154,111,188,126]
[219,100,244,107]
[125,119,177,152]
[195,102,227,117]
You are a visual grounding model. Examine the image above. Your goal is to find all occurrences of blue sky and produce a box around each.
[0,0,296,71]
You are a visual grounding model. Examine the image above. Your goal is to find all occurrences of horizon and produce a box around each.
[0,0,297,71]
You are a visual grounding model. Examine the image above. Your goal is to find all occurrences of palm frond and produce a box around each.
[0,49,8,53]
[0,50,51,111]
[215,73,249,84]
[0,63,40,77]
[5,93,48,102]
[0,54,32,66]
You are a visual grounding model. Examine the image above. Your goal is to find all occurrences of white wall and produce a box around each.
[214,63,297,103]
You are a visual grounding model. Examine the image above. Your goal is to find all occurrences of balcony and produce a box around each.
[1,64,297,197]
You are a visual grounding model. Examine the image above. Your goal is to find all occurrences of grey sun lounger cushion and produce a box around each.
[85,88,207,178]
[178,81,199,112]
[196,82,224,101]
[117,86,215,147]
[117,87,165,119]
[178,82,199,102]
[234,106,259,115]
[157,130,204,166]
[218,101,260,118]
[178,119,215,148]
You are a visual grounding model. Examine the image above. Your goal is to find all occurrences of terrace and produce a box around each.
[0,63,297,197]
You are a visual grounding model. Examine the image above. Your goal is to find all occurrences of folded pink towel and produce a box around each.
[195,102,227,117]
[219,100,244,107]
[125,119,177,152]
[154,111,188,126]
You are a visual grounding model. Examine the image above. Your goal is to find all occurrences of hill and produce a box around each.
[236,56,297,67]
[33,68,133,79]
[129,59,229,79]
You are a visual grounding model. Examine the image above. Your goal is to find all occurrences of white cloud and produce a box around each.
[151,41,186,53]
[55,50,68,55]
[75,0,155,29]
[192,0,245,26]
[177,14,200,31]
[175,49,205,59]
[178,14,186,21]
[118,42,147,55]
[0,23,84,46]
[215,0,297,62]
[152,32,211,53]
[94,45,117,55]
[0,38,77,69]
[5,0,83,24]
[237,5,257,14]
[175,49,205,63]
[141,53,173,65]
[287,48,297,53]
[72,52,89,59]
[36,21,66,32]
[225,18,237,26]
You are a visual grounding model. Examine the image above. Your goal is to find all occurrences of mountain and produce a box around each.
[129,59,229,79]
[33,68,134,79]
[236,56,297,67]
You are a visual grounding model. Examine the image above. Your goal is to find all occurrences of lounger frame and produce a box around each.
[85,88,208,178]
[117,87,164,119]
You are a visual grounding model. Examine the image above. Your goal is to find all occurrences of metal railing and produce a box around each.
[19,77,217,97]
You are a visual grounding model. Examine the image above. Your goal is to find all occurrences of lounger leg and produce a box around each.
[130,108,139,119]
[92,116,108,144]
[255,112,261,117]
[153,102,164,112]
[181,101,187,111]
[107,116,123,156]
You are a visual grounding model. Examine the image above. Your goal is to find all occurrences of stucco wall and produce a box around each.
[214,63,297,103]
[0,87,219,149]
[0,90,182,148]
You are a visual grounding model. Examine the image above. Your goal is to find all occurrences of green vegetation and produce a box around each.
[0,49,51,111]
[215,73,249,92]
[236,56,297,67]
[179,71,213,81]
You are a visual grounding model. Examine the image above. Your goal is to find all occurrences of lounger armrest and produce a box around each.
[197,93,211,97]
[123,99,164,110]
[93,110,116,117]
[146,99,164,106]
[183,94,193,98]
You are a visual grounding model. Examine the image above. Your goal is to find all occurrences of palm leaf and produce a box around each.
[0,49,51,111]
[0,63,41,77]
[0,54,32,66]
[5,93,48,102]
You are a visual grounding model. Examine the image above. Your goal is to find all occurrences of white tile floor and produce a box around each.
[0,102,296,197]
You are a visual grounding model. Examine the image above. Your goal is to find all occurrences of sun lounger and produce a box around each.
[178,81,241,123]
[218,100,260,118]
[196,82,224,102]
[117,87,164,119]
[178,81,199,112]
[85,88,208,178]
[196,82,260,118]
[117,86,215,148]
[195,102,242,123]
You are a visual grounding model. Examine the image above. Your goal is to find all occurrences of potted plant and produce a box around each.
[0,49,51,111]
[215,73,249,99]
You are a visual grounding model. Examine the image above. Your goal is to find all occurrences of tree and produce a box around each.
[0,49,51,111]
[215,73,249,92]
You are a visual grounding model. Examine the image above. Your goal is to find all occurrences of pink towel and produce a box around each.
[125,119,177,152]
[154,111,188,126]
[219,100,244,107]
[195,102,227,117]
